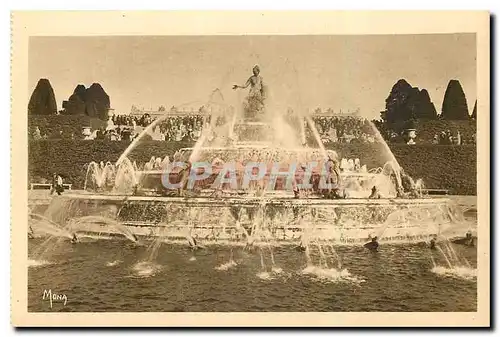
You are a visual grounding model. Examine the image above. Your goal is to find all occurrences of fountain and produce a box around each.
[84,161,116,191]
[32,67,469,250]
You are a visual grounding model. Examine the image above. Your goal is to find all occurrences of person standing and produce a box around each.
[369,186,381,199]
[33,126,41,140]
[50,173,64,195]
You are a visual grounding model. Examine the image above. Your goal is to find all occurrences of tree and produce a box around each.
[60,83,111,119]
[471,100,477,120]
[415,89,438,119]
[61,93,86,115]
[158,106,166,112]
[441,80,469,120]
[85,83,110,120]
[28,78,57,115]
[73,84,87,102]
[381,79,438,124]
[61,84,88,115]
[381,79,415,124]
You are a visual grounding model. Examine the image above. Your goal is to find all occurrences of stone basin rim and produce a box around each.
[57,193,452,206]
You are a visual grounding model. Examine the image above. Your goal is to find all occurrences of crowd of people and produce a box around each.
[84,126,137,141]
[310,116,376,144]
[31,126,48,140]
[157,115,205,141]
[109,113,225,142]
[30,112,229,142]
[280,113,376,144]
[432,130,475,145]
[30,109,476,146]
[384,128,476,145]
[31,126,77,140]
[112,114,140,128]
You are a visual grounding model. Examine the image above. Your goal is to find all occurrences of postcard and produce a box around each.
[11,11,490,327]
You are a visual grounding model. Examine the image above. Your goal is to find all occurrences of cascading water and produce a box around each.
[369,121,403,193]
[30,66,475,286]
[431,241,476,280]
[29,213,74,239]
[68,215,138,243]
[84,161,116,191]
[114,157,140,194]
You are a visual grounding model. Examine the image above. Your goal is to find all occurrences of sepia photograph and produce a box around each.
[11,11,490,326]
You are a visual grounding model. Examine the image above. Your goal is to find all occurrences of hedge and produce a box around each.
[28,140,476,195]
[28,115,106,139]
[29,115,477,144]
[381,119,476,144]
[323,143,476,195]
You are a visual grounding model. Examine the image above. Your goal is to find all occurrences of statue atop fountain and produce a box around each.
[232,65,267,121]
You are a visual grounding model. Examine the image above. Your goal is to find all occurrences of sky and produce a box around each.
[29,34,476,119]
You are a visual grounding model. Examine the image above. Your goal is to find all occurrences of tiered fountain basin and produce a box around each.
[31,112,469,248]
[35,192,463,246]
[136,169,385,197]
[132,146,397,198]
